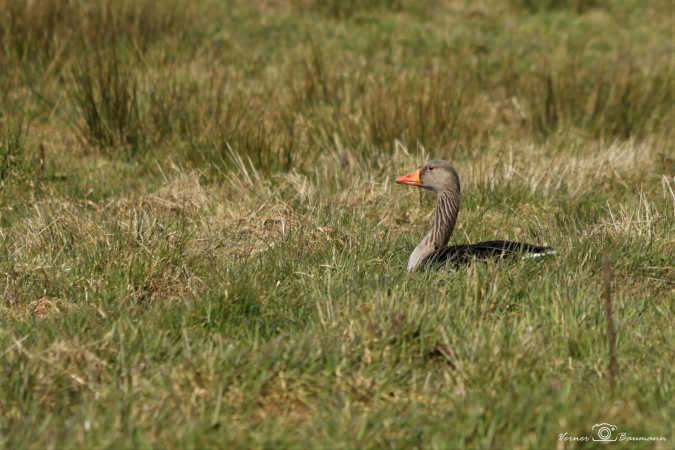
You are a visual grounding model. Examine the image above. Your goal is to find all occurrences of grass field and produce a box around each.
[1,0,673,448]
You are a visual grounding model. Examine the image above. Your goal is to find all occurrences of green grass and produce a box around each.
[0,0,673,448]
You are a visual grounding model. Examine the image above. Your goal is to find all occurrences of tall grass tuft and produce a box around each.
[70,49,145,155]
[602,253,618,393]
[514,56,675,140]
[0,0,190,66]
[0,0,76,63]
[360,70,474,151]
[288,46,480,159]
[153,80,301,174]
[294,0,438,19]
[0,115,33,190]
[509,0,600,14]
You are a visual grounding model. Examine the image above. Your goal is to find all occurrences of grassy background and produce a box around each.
[1,0,673,448]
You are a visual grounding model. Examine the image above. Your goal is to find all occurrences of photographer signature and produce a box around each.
[558,423,667,442]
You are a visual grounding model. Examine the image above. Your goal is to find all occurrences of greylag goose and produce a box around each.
[396,160,554,271]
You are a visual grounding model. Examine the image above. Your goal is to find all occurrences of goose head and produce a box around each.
[395,160,460,194]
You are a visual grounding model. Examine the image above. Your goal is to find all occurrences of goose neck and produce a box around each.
[428,190,460,249]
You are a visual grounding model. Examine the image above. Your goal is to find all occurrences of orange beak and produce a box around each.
[395,168,422,186]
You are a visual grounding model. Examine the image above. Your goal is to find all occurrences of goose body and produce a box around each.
[396,160,554,272]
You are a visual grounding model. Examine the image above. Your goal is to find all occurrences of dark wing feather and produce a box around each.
[419,240,553,270]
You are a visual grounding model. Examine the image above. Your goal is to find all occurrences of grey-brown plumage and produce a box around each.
[395,160,554,272]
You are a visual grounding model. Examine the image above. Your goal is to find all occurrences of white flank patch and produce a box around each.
[521,250,557,260]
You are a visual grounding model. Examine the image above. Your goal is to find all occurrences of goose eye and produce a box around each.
[428,166,435,171]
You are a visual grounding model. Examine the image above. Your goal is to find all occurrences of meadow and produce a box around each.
[0,0,673,448]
